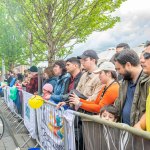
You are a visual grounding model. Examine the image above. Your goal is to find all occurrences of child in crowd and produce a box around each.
[99,104,119,122]
[42,83,53,100]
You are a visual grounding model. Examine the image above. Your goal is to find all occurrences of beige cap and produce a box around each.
[94,61,116,74]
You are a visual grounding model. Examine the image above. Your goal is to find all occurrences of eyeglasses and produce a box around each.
[143,52,150,59]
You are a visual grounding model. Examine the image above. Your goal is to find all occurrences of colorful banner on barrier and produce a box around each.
[82,121,150,150]
[63,110,76,150]
[37,104,65,150]
[23,91,37,139]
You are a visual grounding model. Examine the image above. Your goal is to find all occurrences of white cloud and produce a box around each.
[67,0,150,58]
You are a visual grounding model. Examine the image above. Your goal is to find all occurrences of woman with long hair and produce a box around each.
[49,60,70,103]
[43,67,57,89]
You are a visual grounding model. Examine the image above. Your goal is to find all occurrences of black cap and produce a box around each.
[29,66,38,72]
[77,50,99,60]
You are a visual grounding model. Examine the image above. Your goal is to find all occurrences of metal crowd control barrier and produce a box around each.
[71,111,150,150]
[36,101,65,150]
[2,87,150,150]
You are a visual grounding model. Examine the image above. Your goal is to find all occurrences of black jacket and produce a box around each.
[62,72,82,101]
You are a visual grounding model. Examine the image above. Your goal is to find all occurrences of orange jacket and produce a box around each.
[79,82,119,113]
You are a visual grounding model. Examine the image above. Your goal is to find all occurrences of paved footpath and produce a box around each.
[0,97,37,150]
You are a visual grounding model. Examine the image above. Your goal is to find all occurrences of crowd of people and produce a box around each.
[1,41,150,147]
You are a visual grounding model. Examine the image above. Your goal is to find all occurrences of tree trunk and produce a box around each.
[46,4,56,67]
[47,44,56,67]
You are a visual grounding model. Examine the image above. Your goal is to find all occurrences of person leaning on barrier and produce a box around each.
[48,60,70,103]
[134,41,150,131]
[99,104,119,122]
[42,83,53,100]
[76,50,102,101]
[49,58,82,103]
[62,57,83,101]
[57,62,119,114]
[26,66,38,94]
[114,50,150,127]
[6,70,14,86]
[110,43,130,81]
[42,66,57,89]
[15,73,24,90]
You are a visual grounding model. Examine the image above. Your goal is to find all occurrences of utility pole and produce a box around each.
[28,31,33,67]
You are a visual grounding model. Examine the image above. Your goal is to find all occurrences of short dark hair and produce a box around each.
[100,104,119,121]
[17,73,23,82]
[66,57,81,68]
[116,43,130,50]
[54,60,66,74]
[114,50,140,67]
[145,41,150,47]
[9,70,13,74]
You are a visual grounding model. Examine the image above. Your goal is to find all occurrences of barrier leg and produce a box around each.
[0,102,5,107]
[34,143,39,148]
[16,120,24,129]
[9,113,16,121]
[20,136,32,148]
[16,125,24,134]
[12,119,19,125]
[6,111,12,118]
[3,105,9,111]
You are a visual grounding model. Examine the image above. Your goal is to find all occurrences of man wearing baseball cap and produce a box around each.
[77,50,99,60]
[76,50,101,101]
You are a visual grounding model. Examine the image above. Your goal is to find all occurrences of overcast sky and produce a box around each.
[68,0,150,57]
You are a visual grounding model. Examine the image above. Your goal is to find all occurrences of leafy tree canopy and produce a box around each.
[1,0,125,67]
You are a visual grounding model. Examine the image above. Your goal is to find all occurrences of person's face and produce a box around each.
[115,61,132,80]
[29,72,34,78]
[53,65,62,76]
[101,110,116,122]
[81,57,95,70]
[43,89,48,94]
[79,60,85,71]
[66,62,77,74]
[116,47,124,53]
[140,46,150,75]
[99,71,109,84]
[43,72,49,79]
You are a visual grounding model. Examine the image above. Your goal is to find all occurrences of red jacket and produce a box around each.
[26,74,38,94]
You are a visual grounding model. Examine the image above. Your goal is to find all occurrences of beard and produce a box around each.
[123,71,132,81]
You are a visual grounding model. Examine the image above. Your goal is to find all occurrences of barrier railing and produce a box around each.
[2,87,150,150]
[71,111,150,150]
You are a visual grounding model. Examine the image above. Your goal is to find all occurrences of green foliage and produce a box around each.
[0,2,29,70]
[0,0,125,67]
